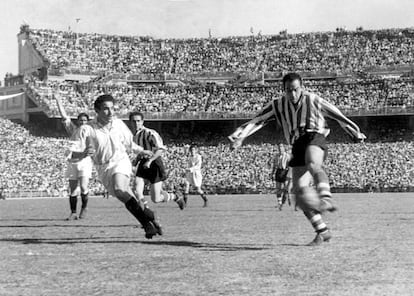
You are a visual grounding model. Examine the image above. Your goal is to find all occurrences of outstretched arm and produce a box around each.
[54,93,69,120]
[54,93,74,134]
[320,98,366,142]
[228,101,276,149]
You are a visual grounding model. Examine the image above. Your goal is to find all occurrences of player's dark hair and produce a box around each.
[129,111,144,121]
[94,94,115,110]
[282,73,302,90]
[77,112,89,121]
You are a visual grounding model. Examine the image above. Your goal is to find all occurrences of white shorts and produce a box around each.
[186,170,202,188]
[95,156,132,197]
[65,157,93,180]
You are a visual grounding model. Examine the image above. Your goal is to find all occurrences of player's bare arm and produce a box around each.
[143,148,164,169]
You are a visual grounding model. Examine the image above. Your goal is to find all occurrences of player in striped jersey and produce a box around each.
[54,94,93,221]
[129,112,186,210]
[229,72,366,246]
[271,143,292,210]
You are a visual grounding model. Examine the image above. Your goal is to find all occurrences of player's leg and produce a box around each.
[150,182,186,210]
[195,186,208,207]
[275,182,283,209]
[183,179,190,205]
[292,166,331,246]
[286,178,297,210]
[133,176,148,207]
[305,145,336,212]
[78,176,89,219]
[112,173,161,239]
[193,172,207,207]
[66,179,79,220]
[281,182,288,206]
[284,179,292,206]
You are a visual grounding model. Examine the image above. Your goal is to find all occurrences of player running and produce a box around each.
[74,94,162,239]
[183,144,208,207]
[54,94,93,220]
[229,72,366,246]
[271,143,292,210]
[129,112,186,210]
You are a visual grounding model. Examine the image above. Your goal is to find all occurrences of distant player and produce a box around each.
[229,72,366,246]
[54,94,92,220]
[271,143,292,210]
[74,94,162,239]
[129,112,186,210]
[183,145,208,207]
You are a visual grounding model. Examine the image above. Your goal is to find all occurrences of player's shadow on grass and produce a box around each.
[0,224,136,228]
[141,240,273,251]
[279,243,309,247]
[0,237,273,251]
[0,218,61,222]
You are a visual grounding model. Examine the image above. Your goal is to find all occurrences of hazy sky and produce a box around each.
[1,0,414,81]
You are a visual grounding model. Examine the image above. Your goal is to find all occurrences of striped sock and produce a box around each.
[314,171,332,198]
[276,194,282,205]
[160,190,175,202]
[304,210,328,233]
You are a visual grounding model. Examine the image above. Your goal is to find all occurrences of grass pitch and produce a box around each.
[1,193,413,296]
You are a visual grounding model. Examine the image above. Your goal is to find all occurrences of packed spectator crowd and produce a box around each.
[27,77,414,118]
[28,27,414,75]
[1,117,413,198]
[19,25,414,118]
[4,26,413,197]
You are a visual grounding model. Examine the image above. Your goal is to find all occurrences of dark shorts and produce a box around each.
[275,168,289,182]
[136,157,168,184]
[289,132,328,167]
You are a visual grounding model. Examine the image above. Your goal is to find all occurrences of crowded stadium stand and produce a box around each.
[0,24,413,197]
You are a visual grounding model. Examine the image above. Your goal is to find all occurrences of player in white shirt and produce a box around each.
[73,94,162,239]
[54,94,93,220]
[183,145,208,207]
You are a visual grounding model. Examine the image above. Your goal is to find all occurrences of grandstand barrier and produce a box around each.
[41,107,414,121]
[124,107,414,120]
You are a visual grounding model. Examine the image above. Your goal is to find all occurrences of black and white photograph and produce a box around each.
[0,0,413,295]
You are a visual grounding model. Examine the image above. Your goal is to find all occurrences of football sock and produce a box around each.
[281,192,288,204]
[125,197,151,226]
[183,192,188,204]
[160,190,174,202]
[69,196,77,213]
[143,207,155,221]
[276,194,282,205]
[201,193,207,202]
[313,171,332,198]
[304,210,328,233]
[81,192,88,209]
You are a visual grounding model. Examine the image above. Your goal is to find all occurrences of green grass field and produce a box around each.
[1,193,413,296]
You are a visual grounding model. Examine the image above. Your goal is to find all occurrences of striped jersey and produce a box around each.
[229,90,365,144]
[133,126,166,153]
